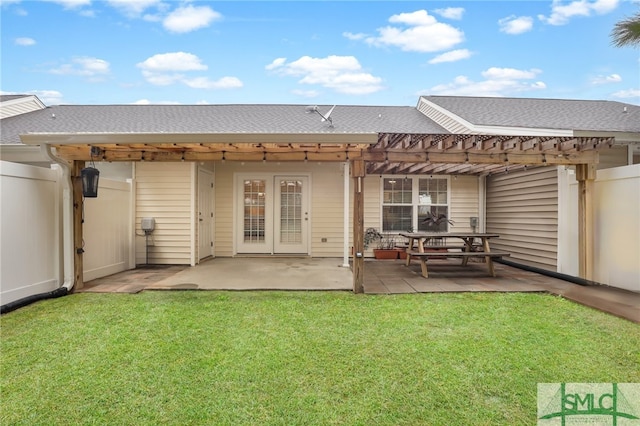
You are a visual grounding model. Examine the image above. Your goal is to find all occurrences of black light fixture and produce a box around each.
[81,147,100,198]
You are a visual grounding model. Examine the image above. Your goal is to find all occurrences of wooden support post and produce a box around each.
[72,161,85,290]
[351,158,365,293]
[576,163,596,281]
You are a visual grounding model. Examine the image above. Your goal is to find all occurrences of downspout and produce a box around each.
[342,161,350,267]
[42,144,75,292]
[1,145,74,314]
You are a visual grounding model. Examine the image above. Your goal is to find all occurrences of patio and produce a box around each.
[80,257,639,323]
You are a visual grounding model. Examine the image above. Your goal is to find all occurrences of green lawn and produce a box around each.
[1,291,638,425]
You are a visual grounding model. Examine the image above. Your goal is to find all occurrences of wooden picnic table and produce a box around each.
[398,232,509,278]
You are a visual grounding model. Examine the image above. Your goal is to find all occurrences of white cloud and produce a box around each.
[611,88,640,100]
[423,67,546,97]
[538,0,619,26]
[140,71,183,86]
[265,57,287,71]
[43,0,91,9]
[343,32,367,41]
[132,99,182,105]
[428,49,471,64]
[106,0,162,18]
[27,90,64,105]
[137,52,207,72]
[365,10,464,52]
[482,67,541,80]
[137,52,242,90]
[499,15,534,34]
[163,4,222,33]
[433,7,464,20]
[267,55,384,95]
[183,76,243,89]
[49,57,110,80]
[15,37,36,46]
[292,89,320,98]
[591,73,622,85]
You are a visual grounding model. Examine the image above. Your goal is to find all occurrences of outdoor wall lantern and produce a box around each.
[81,147,101,198]
[81,167,100,197]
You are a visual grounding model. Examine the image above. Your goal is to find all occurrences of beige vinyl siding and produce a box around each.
[311,163,346,257]
[360,176,383,255]
[135,162,192,265]
[598,145,629,170]
[486,167,558,270]
[0,96,45,119]
[449,175,480,232]
[213,164,234,257]
[346,175,381,256]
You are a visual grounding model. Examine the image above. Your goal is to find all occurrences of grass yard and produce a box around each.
[1,291,639,425]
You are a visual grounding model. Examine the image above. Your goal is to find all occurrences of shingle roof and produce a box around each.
[422,96,640,133]
[0,94,30,103]
[0,104,449,145]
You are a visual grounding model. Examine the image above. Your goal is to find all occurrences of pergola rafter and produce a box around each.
[46,133,614,177]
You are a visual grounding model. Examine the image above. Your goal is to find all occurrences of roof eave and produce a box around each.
[20,132,379,146]
[574,130,640,143]
[471,124,572,137]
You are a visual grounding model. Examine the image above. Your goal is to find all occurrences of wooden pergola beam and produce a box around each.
[72,161,85,291]
[351,158,366,294]
[364,150,599,166]
[576,163,596,280]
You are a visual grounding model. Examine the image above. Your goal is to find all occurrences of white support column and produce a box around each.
[479,174,486,233]
[342,161,350,267]
[190,162,197,266]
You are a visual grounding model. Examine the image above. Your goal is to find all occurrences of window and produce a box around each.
[381,177,449,232]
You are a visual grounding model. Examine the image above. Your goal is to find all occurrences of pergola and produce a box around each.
[23,131,614,293]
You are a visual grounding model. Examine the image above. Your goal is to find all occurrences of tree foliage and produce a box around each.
[611,10,640,48]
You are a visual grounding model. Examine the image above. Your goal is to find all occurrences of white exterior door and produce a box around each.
[198,168,214,260]
[236,174,309,254]
[274,176,308,254]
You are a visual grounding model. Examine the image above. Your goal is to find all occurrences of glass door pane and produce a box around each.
[243,179,266,243]
[279,179,302,244]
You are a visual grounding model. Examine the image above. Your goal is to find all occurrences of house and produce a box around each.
[1,94,638,304]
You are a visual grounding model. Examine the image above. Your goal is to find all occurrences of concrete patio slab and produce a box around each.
[145,257,352,291]
[81,257,640,323]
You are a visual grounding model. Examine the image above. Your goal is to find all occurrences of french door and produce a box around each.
[237,174,309,254]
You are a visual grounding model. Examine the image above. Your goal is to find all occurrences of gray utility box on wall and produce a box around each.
[141,217,155,234]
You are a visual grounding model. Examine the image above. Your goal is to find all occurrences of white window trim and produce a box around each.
[379,175,451,233]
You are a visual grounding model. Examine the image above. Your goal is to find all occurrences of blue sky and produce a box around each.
[1,0,639,106]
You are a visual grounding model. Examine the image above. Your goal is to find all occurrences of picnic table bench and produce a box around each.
[398,232,510,278]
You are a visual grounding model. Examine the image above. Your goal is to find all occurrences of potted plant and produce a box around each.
[374,233,399,259]
[421,212,454,232]
[364,227,383,250]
